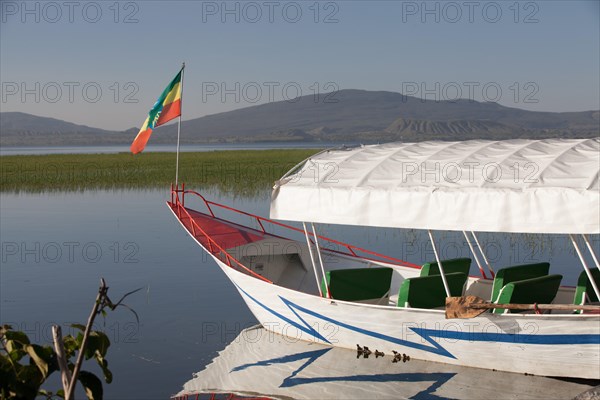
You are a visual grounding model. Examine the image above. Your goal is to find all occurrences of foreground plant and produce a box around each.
[0,279,140,400]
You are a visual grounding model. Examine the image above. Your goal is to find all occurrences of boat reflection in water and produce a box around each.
[174,326,594,400]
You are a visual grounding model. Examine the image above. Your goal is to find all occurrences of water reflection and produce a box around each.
[175,326,593,400]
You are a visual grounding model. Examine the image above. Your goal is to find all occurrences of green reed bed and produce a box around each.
[0,149,320,194]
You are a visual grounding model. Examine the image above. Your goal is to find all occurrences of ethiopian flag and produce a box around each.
[130,67,183,154]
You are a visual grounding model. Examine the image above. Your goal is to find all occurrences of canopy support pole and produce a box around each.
[303,222,322,297]
[428,230,451,297]
[462,231,487,279]
[583,234,600,270]
[471,231,495,278]
[570,234,600,302]
[311,223,330,298]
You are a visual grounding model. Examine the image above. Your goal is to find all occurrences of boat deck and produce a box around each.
[168,202,270,254]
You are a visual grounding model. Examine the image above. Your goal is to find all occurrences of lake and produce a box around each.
[0,142,351,156]
[1,187,597,398]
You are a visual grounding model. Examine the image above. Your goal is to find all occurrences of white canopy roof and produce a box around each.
[270,138,600,234]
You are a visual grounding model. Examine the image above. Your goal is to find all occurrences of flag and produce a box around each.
[130,68,183,154]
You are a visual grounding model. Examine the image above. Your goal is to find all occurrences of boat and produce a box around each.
[173,326,596,400]
[167,138,600,379]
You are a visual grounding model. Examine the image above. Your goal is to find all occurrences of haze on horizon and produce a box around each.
[1,0,599,131]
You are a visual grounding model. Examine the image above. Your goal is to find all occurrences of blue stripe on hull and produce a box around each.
[233,282,599,359]
[412,327,600,345]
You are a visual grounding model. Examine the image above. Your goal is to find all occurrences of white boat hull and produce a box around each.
[215,257,600,380]
[168,198,600,380]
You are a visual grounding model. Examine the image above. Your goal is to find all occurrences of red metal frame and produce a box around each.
[170,185,421,274]
[170,186,273,283]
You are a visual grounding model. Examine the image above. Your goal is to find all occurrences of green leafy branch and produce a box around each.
[0,278,141,400]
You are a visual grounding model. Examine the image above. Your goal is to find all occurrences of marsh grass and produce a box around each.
[0,149,320,194]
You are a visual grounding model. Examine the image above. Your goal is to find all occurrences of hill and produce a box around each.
[1,90,598,146]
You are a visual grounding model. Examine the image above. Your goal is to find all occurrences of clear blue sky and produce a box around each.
[1,0,599,130]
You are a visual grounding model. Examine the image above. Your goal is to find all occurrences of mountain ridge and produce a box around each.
[1,90,598,146]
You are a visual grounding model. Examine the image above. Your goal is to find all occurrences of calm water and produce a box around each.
[1,188,598,398]
[0,142,350,156]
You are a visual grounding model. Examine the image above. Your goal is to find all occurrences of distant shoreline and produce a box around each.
[0,142,343,156]
[0,149,321,193]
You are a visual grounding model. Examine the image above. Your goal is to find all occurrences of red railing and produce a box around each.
[171,185,421,271]
[171,184,273,283]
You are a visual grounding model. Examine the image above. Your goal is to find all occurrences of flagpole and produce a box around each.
[175,62,185,188]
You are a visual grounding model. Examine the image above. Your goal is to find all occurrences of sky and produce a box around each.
[1,0,599,130]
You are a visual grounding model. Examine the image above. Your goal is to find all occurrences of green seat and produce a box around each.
[491,262,550,303]
[494,274,563,314]
[321,267,393,302]
[420,257,472,277]
[574,268,600,314]
[397,272,467,309]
